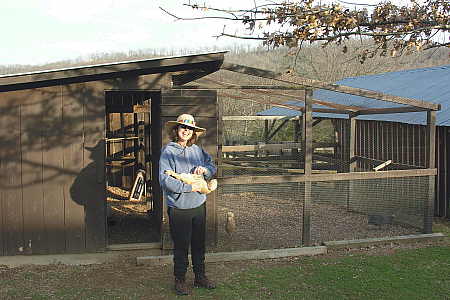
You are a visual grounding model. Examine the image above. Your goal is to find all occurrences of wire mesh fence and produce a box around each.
[310,176,426,244]
[215,183,304,252]
[214,175,426,252]
[206,76,433,252]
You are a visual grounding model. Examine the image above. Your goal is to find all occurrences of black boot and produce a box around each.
[194,275,216,289]
[174,278,189,295]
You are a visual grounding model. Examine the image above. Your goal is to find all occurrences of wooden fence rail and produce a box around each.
[222,142,336,153]
[218,168,437,185]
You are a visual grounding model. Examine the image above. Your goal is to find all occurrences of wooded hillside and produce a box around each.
[2,44,447,144]
[1,43,448,80]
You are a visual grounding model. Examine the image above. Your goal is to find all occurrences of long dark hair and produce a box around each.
[169,125,199,147]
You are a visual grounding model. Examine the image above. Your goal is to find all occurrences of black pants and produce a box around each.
[168,204,206,280]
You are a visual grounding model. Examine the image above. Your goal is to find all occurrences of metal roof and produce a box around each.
[257,64,450,126]
[0,51,226,92]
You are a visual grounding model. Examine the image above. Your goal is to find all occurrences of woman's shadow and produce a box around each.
[69,140,107,247]
[70,140,159,244]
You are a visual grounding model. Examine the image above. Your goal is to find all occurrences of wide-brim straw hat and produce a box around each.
[166,114,206,135]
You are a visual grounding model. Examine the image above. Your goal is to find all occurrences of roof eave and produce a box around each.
[0,51,226,91]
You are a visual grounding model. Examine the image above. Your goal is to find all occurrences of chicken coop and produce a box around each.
[0,52,224,256]
[0,52,442,257]
[187,63,439,252]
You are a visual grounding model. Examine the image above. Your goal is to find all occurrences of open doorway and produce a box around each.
[104,91,160,246]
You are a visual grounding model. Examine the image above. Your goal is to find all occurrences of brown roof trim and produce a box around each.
[0,51,226,91]
[221,62,440,111]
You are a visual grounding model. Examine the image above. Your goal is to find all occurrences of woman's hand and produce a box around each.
[193,166,207,175]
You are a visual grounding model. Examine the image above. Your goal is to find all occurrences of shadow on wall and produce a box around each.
[70,140,105,206]
[70,140,106,249]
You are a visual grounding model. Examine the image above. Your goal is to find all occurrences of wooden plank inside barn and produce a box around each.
[105,91,154,190]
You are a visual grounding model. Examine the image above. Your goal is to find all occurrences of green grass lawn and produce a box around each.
[209,245,450,300]
[1,221,449,300]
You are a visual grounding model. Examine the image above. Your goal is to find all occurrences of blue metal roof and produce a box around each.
[257,64,450,126]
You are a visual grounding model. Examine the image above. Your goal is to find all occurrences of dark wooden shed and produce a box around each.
[0,52,225,256]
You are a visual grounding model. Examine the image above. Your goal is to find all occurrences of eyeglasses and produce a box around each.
[179,124,194,130]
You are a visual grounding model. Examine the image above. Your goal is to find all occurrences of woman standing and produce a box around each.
[159,114,217,296]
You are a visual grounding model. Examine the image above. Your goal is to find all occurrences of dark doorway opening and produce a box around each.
[104,91,160,246]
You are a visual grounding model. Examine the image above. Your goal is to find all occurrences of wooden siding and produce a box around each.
[436,126,449,218]
[0,98,22,256]
[332,119,350,172]
[63,83,86,253]
[0,72,175,256]
[42,88,66,254]
[0,84,104,255]
[21,89,45,254]
[83,83,107,252]
[333,118,448,218]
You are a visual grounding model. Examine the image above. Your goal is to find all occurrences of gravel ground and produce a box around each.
[106,186,420,250]
[213,192,420,252]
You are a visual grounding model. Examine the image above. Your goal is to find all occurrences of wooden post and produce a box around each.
[424,110,436,233]
[347,116,357,211]
[133,111,140,172]
[159,74,172,251]
[216,96,224,247]
[302,89,313,246]
[349,117,357,173]
[298,117,304,169]
[143,98,152,209]
[264,120,269,143]
[294,118,301,143]
[293,118,301,168]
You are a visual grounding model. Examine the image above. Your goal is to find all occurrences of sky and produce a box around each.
[1,0,264,65]
[0,0,416,66]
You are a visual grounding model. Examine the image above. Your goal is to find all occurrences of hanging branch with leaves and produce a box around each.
[161,0,449,63]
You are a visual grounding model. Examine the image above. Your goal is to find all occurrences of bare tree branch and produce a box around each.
[337,0,378,7]
[164,0,450,63]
